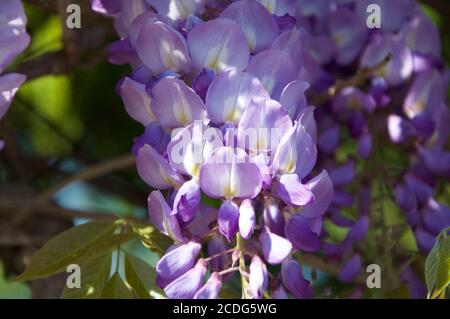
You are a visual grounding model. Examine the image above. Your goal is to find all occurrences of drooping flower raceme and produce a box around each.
[93,0,334,299]
[0,0,30,150]
[93,0,450,299]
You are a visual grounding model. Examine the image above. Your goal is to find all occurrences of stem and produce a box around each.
[204,248,235,262]
[218,267,240,276]
[236,233,249,299]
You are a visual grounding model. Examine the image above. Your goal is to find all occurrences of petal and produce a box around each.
[148,0,206,22]
[263,199,285,236]
[194,272,223,299]
[137,144,185,189]
[415,228,435,252]
[247,255,268,299]
[156,241,202,281]
[187,18,250,73]
[422,148,450,178]
[0,32,29,74]
[0,73,26,120]
[338,254,362,283]
[247,49,297,99]
[172,179,201,222]
[164,259,208,299]
[91,0,121,15]
[239,199,256,240]
[329,161,355,187]
[260,229,292,265]
[272,121,317,179]
[358,134,372,159]
[327,8,367,65]
[281,258,313,299]
[108,38,140,66]
[205,70,270,125]
[151,77,206,128]
[301,170,334,218]
[387,114,415,143]
[119,77,155,126]
[147,190,185,242]
[167,122,223,178]
[218,200,240,242]
[237,98,292,154]
[132,17,191,74]
[274,174,314,207]
[220,0,278,53]
[251,152,274,189]
[199,146,262,199]
[271,28,305,72]
[131,122,170,156]
[318,125,340,154]
[285,215,321,252]
[280,80,310,121]
[401,14,441,58]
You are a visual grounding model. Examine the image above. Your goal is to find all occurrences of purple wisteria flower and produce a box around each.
[0,0,30,150]
[93,0,449,300]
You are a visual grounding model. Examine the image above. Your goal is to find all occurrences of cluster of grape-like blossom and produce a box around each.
[0,0,29,150]
[92,0,337,299]
[93,0,450,299]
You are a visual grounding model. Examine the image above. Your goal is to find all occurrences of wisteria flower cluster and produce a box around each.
[92,0,450,299]
[0,0,29,150]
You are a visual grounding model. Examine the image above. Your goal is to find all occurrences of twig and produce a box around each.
[12,154,135,225]
[312,53,392,106]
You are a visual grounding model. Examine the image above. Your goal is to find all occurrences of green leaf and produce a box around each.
[16,220,122,281]
[131,221,172,255]
[60,253,112,299]
[425,228,450,299]
[0,261,31,299]
[124,253,163,299]
[100,273,133,299]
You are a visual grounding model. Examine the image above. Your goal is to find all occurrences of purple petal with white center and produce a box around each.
[285,215,321,252]
[131,16,191,74]
[119,76,154,126]
[239,199,256,240]
[260,228,292,265]
[221,0,278,53]
[147,190,185,242]
[205,70,270,125]
[338,254,362,283]
[151,77,206,129]
[194,272,223,299]
[403,69,444,119]
[272,121,317,179]
[360,34,413,87]
[148,0,206,22]
[156,241,202,281]
[247,49,297,100]
[0,73,26,120]
[164,259,208,299]
[281,258,313,299]
[274,174,314,207]
[172,179,201,222]
[247,255,268,299]
[263,199,285,236]
[327,8,368,65]
[279,80,309,120]
[168,122,223,178]
[218,200,240,242]
[137,144,184,189]
[237,98,292,154]
[187,18,250,73]
[199,146,262,199]
[208,236,229,271]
